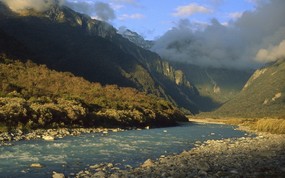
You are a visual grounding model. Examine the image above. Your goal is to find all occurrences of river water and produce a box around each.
[0,123,251,177]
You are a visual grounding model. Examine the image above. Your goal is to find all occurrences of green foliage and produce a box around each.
[0,56,187,130]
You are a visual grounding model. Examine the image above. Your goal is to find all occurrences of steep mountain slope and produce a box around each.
[0,55,187,130]
[0,3,213,113]
[171,63,253,109]
[118,29,154,50]
[211,58,285,118]
[117,26,252,110]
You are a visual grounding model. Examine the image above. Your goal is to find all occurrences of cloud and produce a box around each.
[229,12,243,19]
[256,40,285,62]
[110,0,141,9]
[93,2,116,22]
[111,0,139,6]
[118,13,144,20]
[172,3,212,17]
[0,0,64,12]
[65,1,115,22]
[64,1,92,14]
[247,0,270,6]
[210,0,224,5]
[152,0,285,69]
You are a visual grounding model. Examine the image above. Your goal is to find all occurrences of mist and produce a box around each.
[1,0,116,22]
[152,0,285,69]
[64,1,115,22]
[0,0,64,12]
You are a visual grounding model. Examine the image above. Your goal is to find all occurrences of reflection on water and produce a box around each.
[0,123,250,177]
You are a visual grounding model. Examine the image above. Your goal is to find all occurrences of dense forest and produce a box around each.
[0,55,187,131]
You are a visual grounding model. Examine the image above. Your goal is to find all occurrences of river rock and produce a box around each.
[141,159,154,168]
[125,165,132,169]
[198,170,208,176]
[107,163,113,168]
[109,173,120,178]
[93,170,105,177]
[30,163,44,168]
[42,135,55,141]
[90,164,102,169]
[52,171,65,178]
[230,169,239,174]
[197,161,210,171]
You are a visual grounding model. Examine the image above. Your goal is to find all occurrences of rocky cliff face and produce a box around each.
[171,62,253,105]
[118,29,154,50]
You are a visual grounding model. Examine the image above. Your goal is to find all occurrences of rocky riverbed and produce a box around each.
[76,133,285,178]
[0,127,126,146]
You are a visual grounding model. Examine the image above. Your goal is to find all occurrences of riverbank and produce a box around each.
[189,117,285,134]
[0,127,127,146]
[76,118,285,178]
[188,118,226,125]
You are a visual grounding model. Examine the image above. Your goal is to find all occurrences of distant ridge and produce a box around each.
[211,58,285,118]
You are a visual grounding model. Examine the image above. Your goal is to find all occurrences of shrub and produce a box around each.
[254,118,285,134]
[0,57,187,129]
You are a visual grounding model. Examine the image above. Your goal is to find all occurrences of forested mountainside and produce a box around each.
[0,55,187,131]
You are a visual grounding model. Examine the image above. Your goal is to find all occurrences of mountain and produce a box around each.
[0,55,187,130]
[0,2,220,114]
[116,25,253,111]
[118,29,154,50]
[210,58,285,118]
[169,62,253,110]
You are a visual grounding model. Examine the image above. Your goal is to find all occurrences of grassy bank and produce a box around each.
[189,117,285,134]
[225,118,285,134]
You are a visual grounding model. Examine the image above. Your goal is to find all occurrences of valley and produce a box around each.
[0,0,284,177]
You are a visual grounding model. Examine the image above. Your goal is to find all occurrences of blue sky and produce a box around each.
[2,0,283,67]
[65,0,259,40]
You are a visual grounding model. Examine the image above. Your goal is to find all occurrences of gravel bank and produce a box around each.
[0,127,125,146]
[77,133,285,178]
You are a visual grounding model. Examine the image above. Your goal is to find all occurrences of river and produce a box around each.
[0,123,251,177]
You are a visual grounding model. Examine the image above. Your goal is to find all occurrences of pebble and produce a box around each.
[230,169,239,174]
[30,163,44,168]
[76,133,285,178]
[0,127,132,146]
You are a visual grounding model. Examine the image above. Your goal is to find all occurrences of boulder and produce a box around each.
[94,171,105,177]
[90,164,102,169]
[42,135,55,141]
[52,171,65,178]
[141,159,154,168]
[107,163,113,168]
[197,161,210,171]
[30,163,44,168]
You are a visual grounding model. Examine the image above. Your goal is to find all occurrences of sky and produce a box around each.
[1,0,285,68]
[63,0,285,68]
[63,0,259,40]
